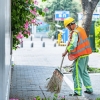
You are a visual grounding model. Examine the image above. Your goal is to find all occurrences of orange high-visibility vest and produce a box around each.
[68,26,92,61]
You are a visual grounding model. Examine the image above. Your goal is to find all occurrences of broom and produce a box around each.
[46,57,64,93]
[46,35,71,93]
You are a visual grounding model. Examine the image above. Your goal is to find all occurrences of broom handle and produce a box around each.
[59,37,71,71]
[60,57,64,71]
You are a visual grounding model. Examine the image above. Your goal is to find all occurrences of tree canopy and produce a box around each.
[43,0,81,27]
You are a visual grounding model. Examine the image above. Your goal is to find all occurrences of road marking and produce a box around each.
[64,74,85,97]
[63,75,74,91]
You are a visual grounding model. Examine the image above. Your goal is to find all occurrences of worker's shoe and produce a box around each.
[84,91,93,94]
[69,92,81,96]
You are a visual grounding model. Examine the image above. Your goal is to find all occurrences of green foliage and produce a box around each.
[44,0,81,23]
[34,94,65,100]
[87,67,100,73]
[11,0,46,50]
[12,64,15,67]
[35,96,41,100]
[64,65,100,73]
[96,97,100,100]
[53,94,58,100]
[95,19,100,49]
[42,0,81,37]
[42,0,47,2]
[47,23,56,38]
[47,30,55,38]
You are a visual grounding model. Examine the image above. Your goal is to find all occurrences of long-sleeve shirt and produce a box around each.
[66,32,78,52]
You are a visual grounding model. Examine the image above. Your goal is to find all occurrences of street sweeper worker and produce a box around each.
[62,17,93,96]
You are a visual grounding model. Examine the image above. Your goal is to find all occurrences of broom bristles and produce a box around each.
[46,69,63,93]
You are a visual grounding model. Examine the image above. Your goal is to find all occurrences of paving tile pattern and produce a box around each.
[10,38,100,100]
[10,65,73,100]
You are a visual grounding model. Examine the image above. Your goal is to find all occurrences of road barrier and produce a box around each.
[30,36,33,41]
[42,42,45,47]
[20,42,23,48]
[31,43,34,47]
[54,43,56,47]
[40,36,43,41]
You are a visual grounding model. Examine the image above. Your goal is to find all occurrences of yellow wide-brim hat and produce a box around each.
[64,17,75,27]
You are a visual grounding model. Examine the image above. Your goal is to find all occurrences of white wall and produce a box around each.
[0,0,11,100]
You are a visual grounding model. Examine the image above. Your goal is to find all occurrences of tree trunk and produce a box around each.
[81,0,99,37]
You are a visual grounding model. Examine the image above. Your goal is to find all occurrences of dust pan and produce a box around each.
[46,57,64,93]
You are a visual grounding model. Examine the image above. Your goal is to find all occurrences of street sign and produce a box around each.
[78,13,100,21]
[55,11,70,21]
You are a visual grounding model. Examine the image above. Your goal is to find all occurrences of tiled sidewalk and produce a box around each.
[10,65,89,100]
[10,38,100,100]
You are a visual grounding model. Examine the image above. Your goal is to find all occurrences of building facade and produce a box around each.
[0,0,11,100]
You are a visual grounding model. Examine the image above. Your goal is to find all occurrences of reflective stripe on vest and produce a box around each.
[68,27,92,61]
[78,31,89,45]
[78,38,88,45]
[70,45,91,54]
